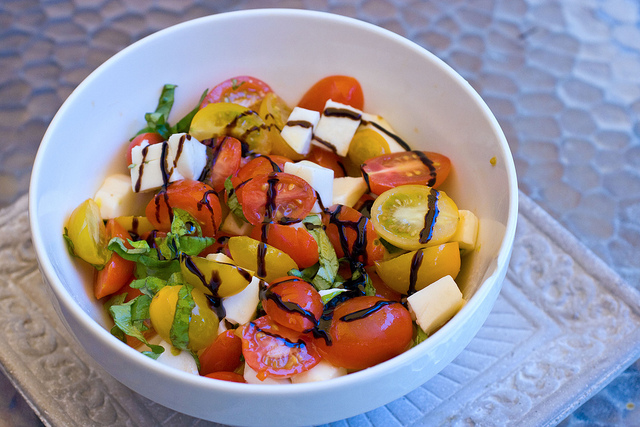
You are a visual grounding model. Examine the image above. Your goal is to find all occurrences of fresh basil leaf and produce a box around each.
[134,84,176,139]
[413,324,429,346]
[224,176,248,222]
[62,228,76,258]
[170,284,195,351]
[130,276,167,298]
[108,295,164,356]
[320,288,347,304]
[379,237,406,255]
[303,215,339,291]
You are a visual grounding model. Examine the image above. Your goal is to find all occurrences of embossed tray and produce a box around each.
[1,191,639,426]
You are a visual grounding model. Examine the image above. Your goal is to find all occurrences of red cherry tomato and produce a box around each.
[205,371,246,383]
[126,132,164,165]
[233,155,293,187]
[323,204,385,266]
[367,266,402,301]
[241,315,321,380]
[201,136,242,193]
[305,145,346,178]
[361,151,451,196]
[94,219,136,299]
[250,223,319,268]
[200,76,272,109]
[297,75,364,112]
[261,276,323,333]
[145,179,223,237]
[199,330,244,376]
[237,172,315,226]
[316,296,413,370]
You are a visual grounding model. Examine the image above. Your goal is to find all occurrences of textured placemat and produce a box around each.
[1,191,638,427]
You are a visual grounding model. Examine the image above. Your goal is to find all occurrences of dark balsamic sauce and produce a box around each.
[413,151,438,187]
[339,300,398,322]
[286,120,314,129]
[360,120,411,151]
[408,249,424,296]
[419,188,439,244]
[259,279,319,333]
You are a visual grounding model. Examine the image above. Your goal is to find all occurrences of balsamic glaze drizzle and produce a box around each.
[419,188,439,244]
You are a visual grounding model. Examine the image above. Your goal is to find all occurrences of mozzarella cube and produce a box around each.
[449,210,479,254]
[167,133,208,181]
[407,275,466,336]
[221,276,262,325]
[291,359,348,383]
[332,176,368,208]
[243,362,291,385]
[284,160,334,213]
[94,173,144,218]
[205,252,235,264]
[280,107,320,156]
[359,112,408,153]
[129,133,207,192]
[313,100,362,157]
[154,340,199,375]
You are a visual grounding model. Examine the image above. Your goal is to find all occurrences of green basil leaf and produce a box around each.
[303,215,339,291]
[170,284,195,351]
[108,295,164,356]
[224,176,248,222]
[172,89,208,134]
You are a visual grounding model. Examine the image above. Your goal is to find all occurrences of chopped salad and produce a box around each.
[63,75,479,384]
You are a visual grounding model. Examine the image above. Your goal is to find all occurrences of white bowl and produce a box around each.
[29,8,517,426]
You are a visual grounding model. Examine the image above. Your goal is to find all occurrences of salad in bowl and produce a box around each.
[63,74,475,384]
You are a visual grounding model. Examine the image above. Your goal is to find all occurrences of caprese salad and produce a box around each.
[63,75,479,384]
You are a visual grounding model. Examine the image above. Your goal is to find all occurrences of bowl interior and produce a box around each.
[29,8,517,425]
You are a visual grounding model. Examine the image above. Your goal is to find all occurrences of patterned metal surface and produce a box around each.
[1,0,639,425]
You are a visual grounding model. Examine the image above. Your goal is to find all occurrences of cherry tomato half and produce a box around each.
[316,296,413,370]
[261,276,324,333]
[199,329,244,376]
[241,315,321,380]
[205,371,246,383]
[323,204,385,266]
[361,151,451,196]
[250,223,319,269]
[126,132,164,165]
[237,172,315,226]
[145,179,223,237]
[94,219,136,299]
[201,136,242,193]
[297,75,364,112]
[305,145,346,178]
[200,76,272,109]
[233,155,293,187]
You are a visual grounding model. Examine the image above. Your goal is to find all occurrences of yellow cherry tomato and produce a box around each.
[347,128,390,166]
[65,198,110,266]
[374,242,461,294]
[180,255,253,298]
[370,185,459,251]
[258,92,305,160]
[227,236,298,283]
[113,215,155,238]
[189,102,272,154]
[149,285,219,351]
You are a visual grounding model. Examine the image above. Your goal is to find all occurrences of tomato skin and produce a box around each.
[233,155,293,187]
[297,75,364,112]
[199,330,244,376]
[145,179,222,237]
[323,204,385,266]
[316,296,413,370]
[94,219,136,299]
[205,371,246,383]
[241,315,321,380]
[367,266,403,302]
[200,76,272,109]
[237,172,315,226]
[305,145,346,178]
[126,132,164,165]
[201,136,242,193]
[361,151,451,196]
[261,276,323,333]
[250,223,319,268]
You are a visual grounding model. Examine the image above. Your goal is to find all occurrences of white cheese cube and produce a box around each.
[449,210,479,254]
[205,252,235,264]
[359,112,408,153]
[154,340,199,375]
[313,100,362,157]
[332,176,368,208]
[243,362,291,385]
[284,160,334,212]
[129,133,207,192]
[291,359,348,383]
[220,212,252,236]
[280,107,320,156]
[221,276,262,326]
[407,275,466,336]
[94,173,143,218]
[167,133,208,181]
